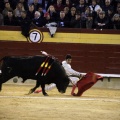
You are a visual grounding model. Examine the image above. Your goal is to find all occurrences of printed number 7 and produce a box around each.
[33,33,37,40]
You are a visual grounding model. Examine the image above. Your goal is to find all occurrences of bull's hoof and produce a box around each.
[43,93,49,96]
[71,93,77,96]
[21,80,25,83]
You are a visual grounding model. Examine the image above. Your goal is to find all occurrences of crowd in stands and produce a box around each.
[0,0,120,29]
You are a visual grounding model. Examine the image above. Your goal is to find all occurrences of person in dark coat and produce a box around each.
[0,12,4,25]
[47,5,58,22]
[111,13,120,29]
[69,7,76,21]
[32,0,45,11]
[27,4,35,19]
[70,12,83,28]
[57,10,70,28]
[4,10,17,26]
[53,0,64,14]
[101,0,114,15]
[94,11,109,29]
[76,0,87,13]
[18,11,31,37]
[32,11,44,27]
[42,12,55,26]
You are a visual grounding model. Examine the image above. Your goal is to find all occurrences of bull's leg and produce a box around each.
[26,80,40,95]
[0,75,3,91]
[0,84,2,91]
[41,84,48,96]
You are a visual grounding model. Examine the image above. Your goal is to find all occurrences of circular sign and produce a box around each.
[27,29,43,43]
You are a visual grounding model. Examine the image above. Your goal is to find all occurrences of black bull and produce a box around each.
[0,56,70,96]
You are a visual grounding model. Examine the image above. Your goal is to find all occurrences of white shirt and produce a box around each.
[89,5,101,12]
[62,60,80,77]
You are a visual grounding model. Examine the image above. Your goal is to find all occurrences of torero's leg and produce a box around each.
[34,83,56,93]
[71,85,77,96]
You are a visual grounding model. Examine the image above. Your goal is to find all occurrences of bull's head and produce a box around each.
[56,76,70,93]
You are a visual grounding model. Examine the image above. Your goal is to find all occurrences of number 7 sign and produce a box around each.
[28,29,44,43]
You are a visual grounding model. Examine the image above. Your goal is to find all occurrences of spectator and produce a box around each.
[38,6,44,18]
[95,0,104,6]
[80,6,92,22]
[111,14,120,29]
[54,0,64,14]
[85,6,92,16]
[70,12,82,28]
[2,2,13,17]
[0,13,4,25]
[102,0,114,15]
[46,0,56,10]
[116,6,120,15]
[0,0,9,12]
[27,4,35,19]
[57,11,70,28]
[42,12,55,26]
[19,11,31,37]
[94,11,109,29]
[19,0,28,11]
[71,0,79,7]
[116,2,120,8]
[31,0,45,11]
[89,0,101,13]
[108,8,114,29]
[32,11,43,27]
[64,0,72,8]
[76,0,87,13]
[47,5,58,22]
[9,0,19,10]
[86,13,93,28]
[4,10,17,26]
[63,7,70,20]
[95,7,102,15]
[69,7,76,20]
[14,2,25,18]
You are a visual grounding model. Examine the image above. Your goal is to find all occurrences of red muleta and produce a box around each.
[71,72,103,96]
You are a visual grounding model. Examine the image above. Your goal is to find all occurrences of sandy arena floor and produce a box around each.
[0,84,120,120]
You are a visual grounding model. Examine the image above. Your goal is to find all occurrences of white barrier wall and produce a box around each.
[4,77,120,89]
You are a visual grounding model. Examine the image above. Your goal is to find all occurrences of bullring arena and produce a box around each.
[0,27,120,120]
[0,78,120,120]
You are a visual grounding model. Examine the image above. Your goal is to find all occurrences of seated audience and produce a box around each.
[4,10,17,26]
[70,12,82,28]
[0,13,4,25]
[54,0,64,14]
[2,2,13,17]
[76,0,87,14]
[69,7,76,20]
[47,5,58,22]
[27,4,35,19]
[111,13,120,29]
[86,13,93,28]
[32,11,44,27]
[57,11,70,28]
[14,2,25,18]
[94,11,109,29]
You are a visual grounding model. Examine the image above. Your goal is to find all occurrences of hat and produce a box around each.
[44,12,50,17]
[65,54,72,59]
